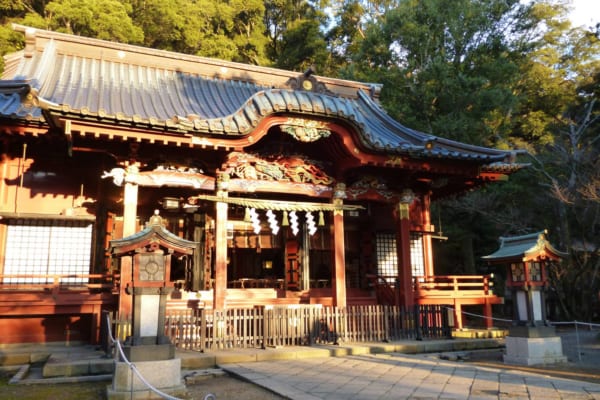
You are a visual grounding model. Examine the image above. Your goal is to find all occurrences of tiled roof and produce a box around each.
[110,213,197,255]
[0,25,525,165]
[482,230,568,261]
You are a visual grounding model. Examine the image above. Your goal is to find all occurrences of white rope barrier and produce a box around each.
[444,306,513,323]
[445,306,600,328]
[548,321,600,329]
[105,314,184,400]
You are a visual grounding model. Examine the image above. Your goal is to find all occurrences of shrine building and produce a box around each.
[0,25,526,344]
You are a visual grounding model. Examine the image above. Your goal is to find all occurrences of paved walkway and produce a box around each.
[3,338,600,399]
[222,352,600,400]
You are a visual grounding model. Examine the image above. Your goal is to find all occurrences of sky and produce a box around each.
[569,0,600,28]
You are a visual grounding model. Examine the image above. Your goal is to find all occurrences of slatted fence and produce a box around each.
[105,304,450,352]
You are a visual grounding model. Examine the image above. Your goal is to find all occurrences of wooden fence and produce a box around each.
[104,304,451,352]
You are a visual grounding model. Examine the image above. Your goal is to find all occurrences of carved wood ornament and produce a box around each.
[223,152,334,185]
[280,118,331,143]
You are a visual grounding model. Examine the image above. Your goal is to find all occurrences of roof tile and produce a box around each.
[0,25,526,166]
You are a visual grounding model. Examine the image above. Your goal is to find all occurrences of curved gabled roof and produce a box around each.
[482,230,568,262]
[0,25,524,166]
[110,213,197,255]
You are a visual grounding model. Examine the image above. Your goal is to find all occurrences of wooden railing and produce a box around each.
[0,273,119,294]
[103,305,451,352]
[414,275,495,297]
[365,274,398,306]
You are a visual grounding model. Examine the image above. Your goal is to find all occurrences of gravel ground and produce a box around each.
[0,370,285,400]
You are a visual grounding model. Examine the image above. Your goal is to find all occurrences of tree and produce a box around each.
[45,0,143,43]
[343,0,534,147]
[264,0,330,72]
[511,1,600,320]
[325,0,366,74]
[129,0,268,64]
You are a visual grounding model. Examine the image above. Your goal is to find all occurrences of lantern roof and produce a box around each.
[482,230,568,263]
[109,211,197,256]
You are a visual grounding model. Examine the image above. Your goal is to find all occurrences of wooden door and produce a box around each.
[285,239,300,290]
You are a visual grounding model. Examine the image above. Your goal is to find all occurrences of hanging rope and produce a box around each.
[189,194,364,212]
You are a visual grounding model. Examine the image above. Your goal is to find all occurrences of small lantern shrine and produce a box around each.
[107,211,196,399]
[483,230,568,365]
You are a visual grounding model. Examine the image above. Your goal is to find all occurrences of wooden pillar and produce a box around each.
[454,301,463,330]
[122,164,139,237]
[395,200,414,308]
[332,192,346,308]
[91,303,101,344]
[119,164,139,319]
[118,255,133,319]
[213,173,229,310]
[421,194,435,277]
[484,299,493,329]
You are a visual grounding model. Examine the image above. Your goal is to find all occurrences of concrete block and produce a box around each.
[179,354,216,369]
[111,358,182,392]
[216,351,259,364]
[122,343,175,362]
[30,353,51,363]
[394,343,424,354]
[43,360,90,377]
[89,359,114,375]
[0,353,30,366]
[294,347,331,359]
[504,336,567,366]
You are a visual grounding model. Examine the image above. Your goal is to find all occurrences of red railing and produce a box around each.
[414,274,495,297]
[0,273,119,295]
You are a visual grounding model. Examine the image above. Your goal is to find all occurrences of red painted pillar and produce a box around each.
[332,194,346,308]
[484,299,493,329]
[421,194,435,277]
[395,200,414,308]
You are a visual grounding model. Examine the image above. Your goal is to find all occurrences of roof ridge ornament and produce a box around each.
[286,66,334,95]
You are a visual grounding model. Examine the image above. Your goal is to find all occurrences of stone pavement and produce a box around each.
[3,339,600,399]
[222,352,600,400]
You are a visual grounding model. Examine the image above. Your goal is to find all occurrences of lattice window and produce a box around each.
[375,233,397,282]
[2,218,93,284]
[410,232,424,278]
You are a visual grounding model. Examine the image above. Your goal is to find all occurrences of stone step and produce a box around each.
[452,328,508,339]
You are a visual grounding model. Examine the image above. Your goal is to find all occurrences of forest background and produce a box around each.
[0,0,599,322]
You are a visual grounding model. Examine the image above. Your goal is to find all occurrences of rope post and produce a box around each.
[575,321,582,362]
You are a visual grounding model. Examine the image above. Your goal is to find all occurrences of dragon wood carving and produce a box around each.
[224,152,333,185]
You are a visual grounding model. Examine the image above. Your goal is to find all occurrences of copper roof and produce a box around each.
[482,230,568,262]
[109,212,197,255]
[0,24,526,166]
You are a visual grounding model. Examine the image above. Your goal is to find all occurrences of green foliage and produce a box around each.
[275,18,328,71]
[45,0,143,43]
[265,0,330,72]
[129,0,268,63]
[344,0,529,147]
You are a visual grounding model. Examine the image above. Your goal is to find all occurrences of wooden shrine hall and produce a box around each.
[0,25,526,344]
